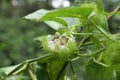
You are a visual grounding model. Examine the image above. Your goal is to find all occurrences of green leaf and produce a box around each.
[36,63,50,80]
[62,18,80,27]
[88,18,113,41]
[90,35,102,49]
[0,54,51,76]
[47,58,67,80]
[24,9,68,26]
[42,7,93,18]
[24,7,94,27]
[45,18,79,30]
[101,16,109,32]
[24,9,67,26]
[103,40,120,65]
[116,11,120,15]
[116,71,120,80]
[89,12,110,32]
[24,9,49,20]
[44,17,68,26]
[0,63,24,75]
[86,61,114,80]
[45,21,64,30]
[5,75,30,80]
[97,0,104,11]
[0,72,6,80]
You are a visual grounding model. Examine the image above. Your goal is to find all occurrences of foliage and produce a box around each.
[0,0,120,80]
[0,18,54,67]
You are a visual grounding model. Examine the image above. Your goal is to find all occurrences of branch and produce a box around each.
[7,54,51,75]
[107,6,120,20]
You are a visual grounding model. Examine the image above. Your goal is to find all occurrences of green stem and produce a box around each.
[88,18,114,42]
[73,32,103,36]
[70,62,78,80]
[94,47,105,55]
[82,38,104,46]
[7,63,26,75]
[97,52,103,61]
[25,54,51,63]
[76,47,105,57]
[77,53,92,57]
[70,62,75,75]
[8,54,51,75]
[78,35,88,48]
[93,57,109,67]
[70,57,80,61]
[73,33,92,36]
[107,5,120,19]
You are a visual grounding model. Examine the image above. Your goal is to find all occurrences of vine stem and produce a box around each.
[82,38,104,46]
[70,62,78,80]
[73,32,103,36]
[78,35,88,48]
[93,57,109,67]
[107,5,120,20]
[8,54,51,75]
[73,32,89,49]
[72,33,92,36]
[76,47,105,57]
[88,18,114,42]
[25,54,51,63]
[70,62,75,75]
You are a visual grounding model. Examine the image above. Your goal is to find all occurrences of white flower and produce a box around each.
[40,33,77,59]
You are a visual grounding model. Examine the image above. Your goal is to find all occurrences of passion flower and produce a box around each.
[39,33,77,59]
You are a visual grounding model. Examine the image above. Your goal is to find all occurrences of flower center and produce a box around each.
[51,36,69,46]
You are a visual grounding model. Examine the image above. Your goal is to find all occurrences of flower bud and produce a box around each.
[40,33,77,60]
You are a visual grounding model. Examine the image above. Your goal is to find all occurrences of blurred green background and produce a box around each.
[0,0,120,67]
